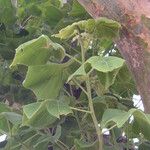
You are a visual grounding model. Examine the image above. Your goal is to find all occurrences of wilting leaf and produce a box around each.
[53,17,121,39]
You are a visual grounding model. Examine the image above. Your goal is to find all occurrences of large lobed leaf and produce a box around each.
[10,35,66,100]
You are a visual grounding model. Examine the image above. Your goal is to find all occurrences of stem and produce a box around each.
[57,140,69,150]
[78,33,85,63]
[65,53,82,64]
[7,120,12,137]
[86,77,103,150]
[70,107,92,113]
[77,29,103,150]
[72,79,88,96]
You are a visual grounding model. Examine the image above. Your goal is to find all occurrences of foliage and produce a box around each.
[0,0,150,150]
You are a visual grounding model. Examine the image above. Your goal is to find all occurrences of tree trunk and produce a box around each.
[77,0,150,113]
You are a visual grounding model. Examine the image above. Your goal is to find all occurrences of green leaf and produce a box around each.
[53,18,121,39]
[49,42,65,62]
[0,112,22,125]
[0,0,16,24]
[111,64,137,96]
[132,113,150,141]
[67,64,86,82]
[10,35,51,67]
[47,100,72,118]
[95,17,121,39]
[68,56,124,81]
[101,108,150,140]
[0,102,10,113]
[0,103,11,133]
[23,63,65,100]
[97,68,120,91]
[99,39,113,52]
[23,102,41,119]
[0,64,15,85]
[69,0,87,17]
[53,22,77,39]
[87,56,124,72]
[52,125,61,142]
[10,34,66,65]
[23,101,57,128]
[34,125,61,149]
[101,109,130,128]
[43,5,63,28]
[0,103,22,133]
[53,19,95,39]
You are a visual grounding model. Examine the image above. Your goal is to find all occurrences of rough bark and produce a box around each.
[77,0,150,113]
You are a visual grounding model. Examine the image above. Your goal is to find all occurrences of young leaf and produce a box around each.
[53,19,95,39]
[53,23,77,39]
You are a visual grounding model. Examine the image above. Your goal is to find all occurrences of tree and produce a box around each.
[0,0,150,150]
[77,0,150,113]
